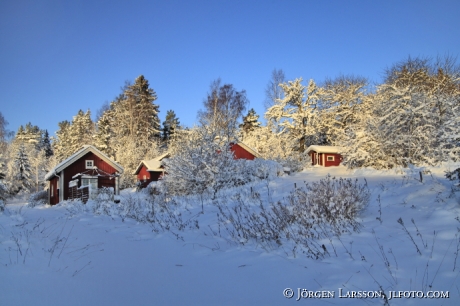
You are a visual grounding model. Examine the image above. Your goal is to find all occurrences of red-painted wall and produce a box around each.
[61,152,118,202]
[48,176,59,205]
[309,151,342,167]
[230,144,256,160]
[137,165,151,182]
[136,164,166,188]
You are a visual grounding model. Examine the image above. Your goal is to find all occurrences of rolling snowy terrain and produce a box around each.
[1,165,460,306]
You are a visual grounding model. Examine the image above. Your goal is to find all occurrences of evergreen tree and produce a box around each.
[69,109,95,150]
[12,144,32,193]
[162,110,180,142]
[94,108,115,158]
[119,75,161,141]
[100,75,162,187]
[16,122,41,146]
[52,120,72,162]
[239,108,261,136]
[40,130,53,158]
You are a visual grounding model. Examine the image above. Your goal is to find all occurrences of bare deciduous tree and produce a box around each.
[198,79,249,140]
[264,69,285,110]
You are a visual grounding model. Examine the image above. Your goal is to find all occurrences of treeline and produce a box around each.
[1,55,459,199]
[245,56,460,169]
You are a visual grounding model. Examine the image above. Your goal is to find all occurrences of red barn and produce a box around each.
[306,145,343,167]
[45,145,124,205]
[133,152,170,188]
[230,142,261,160]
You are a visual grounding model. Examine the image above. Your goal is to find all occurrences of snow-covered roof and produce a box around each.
[133,152,170,175]
[235,142,262,159]
[45,145,124,181]
[306,145,343,154]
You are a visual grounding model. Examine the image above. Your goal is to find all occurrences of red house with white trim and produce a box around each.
[306,145,343,167]
[45,145,124,205]
[133,152,170,188]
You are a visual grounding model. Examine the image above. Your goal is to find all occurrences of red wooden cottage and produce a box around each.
[230,142,261,160]
[306,145,343,167]
[133,152,170,188]
[45,145,124,205]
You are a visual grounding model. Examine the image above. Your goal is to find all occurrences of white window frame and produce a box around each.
[327,155,335,161]
[143,174,147,181]
[85,160,94,169]
[81,176,98,199]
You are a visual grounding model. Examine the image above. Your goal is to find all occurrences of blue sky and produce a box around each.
[1,0,459,137]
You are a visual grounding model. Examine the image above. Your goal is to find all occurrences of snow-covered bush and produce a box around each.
[163,126,281,197]
[91,187,115,215]
[290,175,370,231]
[28,190,48,207]
[216,175,370,259]
[0,199,4,213]
[445,168,460,182]
[0,181,8,202]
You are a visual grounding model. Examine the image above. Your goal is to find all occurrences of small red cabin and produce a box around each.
[306,145,342,167]
[230,142,260,160]
[45,145,124,205]
[133,152,170,188]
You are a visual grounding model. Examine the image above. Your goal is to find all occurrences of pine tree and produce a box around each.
[12,144,32,193]
[69,109,95,151]
[94,108,115,158]
[40,130,53,158]
[52,120,72,162]
[239,108,261,136]
[120,75,161,142]
[162,110,180,142]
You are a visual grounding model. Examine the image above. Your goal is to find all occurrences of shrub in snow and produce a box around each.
[28,190,48,207]
[0,199,4,213]
[215,175,370,259]
[91,187,116,215]
[445,168,460,182]
[273,152,309,173]
[0,181,8,202]
[163,126,283,198]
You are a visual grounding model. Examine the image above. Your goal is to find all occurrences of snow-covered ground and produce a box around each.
[1,165,460,305]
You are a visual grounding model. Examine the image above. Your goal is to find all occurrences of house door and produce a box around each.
[81,177,98,199]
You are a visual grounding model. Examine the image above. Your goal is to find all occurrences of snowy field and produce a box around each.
[1,165,460,306]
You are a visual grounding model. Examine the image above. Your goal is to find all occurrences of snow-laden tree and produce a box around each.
[318,75,369,147]
[68,109,95,151]
[10,144,32,193]
[242,122,308,172]
[52,120,72,162]
[0,112,11,155]
[265,78,323,152]
[115,136,162,188]
[113,75,161,142]
[52,110,95,162]
[239,108,261,139]
[15,122,41,146]
[94,108,115,158]
[162,110,180,142]
[40,130,53,158]
[162,125,279,198]
[343,56,460,168]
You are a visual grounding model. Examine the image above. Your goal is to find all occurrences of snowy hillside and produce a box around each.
[1,166,460,305]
